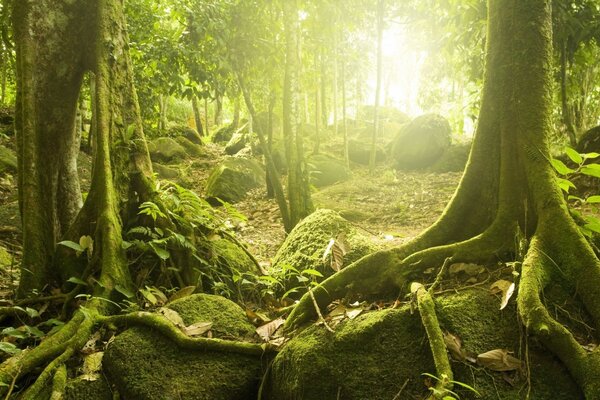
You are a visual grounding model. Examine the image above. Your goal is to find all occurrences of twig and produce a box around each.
[428,257,452,294]
[392,379,410,400]
[308,287,334,333]
[4,367,19,400]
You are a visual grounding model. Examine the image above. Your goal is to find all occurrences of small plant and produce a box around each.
[422,372,481,399]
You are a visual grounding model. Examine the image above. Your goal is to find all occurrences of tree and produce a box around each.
[286,0,600,397]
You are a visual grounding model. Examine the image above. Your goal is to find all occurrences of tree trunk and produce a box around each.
[287,1,600,397]
[560,40,577,146]
[204,97,209,135]
[341,59,349,168]
[369,0,384,174]
[158,95,168,134]
[191,96,204,136]
[214,95,223,126]
[232,95,240,129]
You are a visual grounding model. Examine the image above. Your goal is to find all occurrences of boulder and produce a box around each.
[224,132,247,155]
[212,124,236,144]
[205,158,265,203]
[577,125,600,154]
[104,294,261,400]
[147,137,187,163]
[271,209,375,283]
[429,142,472,172]
[348,139,386,165]
[65,377,112,400]
[168,125,203,145]
[207,238,260,300]
[267,289,580,400]
[0,145,17,175]
[390,114,452,170]
[307,154,350,187]
[175,135,203,157]
[152,162,179,180]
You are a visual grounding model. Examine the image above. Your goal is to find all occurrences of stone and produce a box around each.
[224,132,247,155]
[147,137,187,163]
[152,162,179,180]
[307,154,350,187]
[390,113,452,170]
[348,139,386,165]
[429,142,472,172]
[205,158,265,203]
[175,135,203,157]
[104,294,260,400]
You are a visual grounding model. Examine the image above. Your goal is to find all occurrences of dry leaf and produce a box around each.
[443,331,466,361]
[256,317,285,342]
[322,239,335,262]
[490,280,516,310]
[81,352,104,381]
[477,349,522,371]
[184,321,213,337]
[80,331,101,355]
[449,263,484,276]
[346,308,363,320]
[159,307,185,328]
[168,286,196,303]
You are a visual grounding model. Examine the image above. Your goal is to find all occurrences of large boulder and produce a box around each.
[104,294,261,400]
[271,209,376,282]
[212,124,236,144]
[168,125,203,145]
[429,142,472,173]
[225,132,247,155]
[205,158,265,203]
[390,114,452,170]
[577,125,600,154]
[152,162,180,180]
[307,154,350,187]
[348,139,386,165]
[148,137,187,163]
[0,145,17,175]
[267,289,580,400]
[175,135,203,157]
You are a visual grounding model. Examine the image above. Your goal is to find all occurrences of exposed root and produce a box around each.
[284,223,515,332]
[49,364,67,400]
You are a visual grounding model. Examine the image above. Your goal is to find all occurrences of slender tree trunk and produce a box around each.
[158,95,168,134]
[332,37,338,138]
[203,97,209,135]
[320,48,328,129]
[191,96,204,136]
[214,95,223,126]
[341,59,349,168]
[232,95,240,129]
[370,0,384,173]
[266,92,276,198]
[560,40,577,146]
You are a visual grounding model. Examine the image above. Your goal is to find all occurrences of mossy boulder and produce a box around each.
[104,294,261,400]
[152,162,180,180]
[65,376,112,400]
[0,245,13,271]
[577,125,600,154]
[175,135,203,157]
[429,141,472,173]
[205,158,265,203]
[267,289,580,400]
[0,145,17,175]
[348,139,386,165]
[390,113,452,170]
[225,132,247,155]
[307,154,350,187]
[271,209,375,281]
[208,238,260,300]
[148,137,187,163]
[212,124,236,144]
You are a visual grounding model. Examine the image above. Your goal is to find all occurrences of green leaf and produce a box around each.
[115,284,135,299]
[58,240,84,253]
[301,269,324,278]
[587,195,600,204]
[140,288,158,305]
[149,243,170,260]
[581,164,600,178]
[67,277,88,286]
[550,159,575,176]
[79,235,94,254]
[0,342,21,355]
[25,307,40,318]
[582,152,600,159]
[565,147,583,164]
[2,327,27,339]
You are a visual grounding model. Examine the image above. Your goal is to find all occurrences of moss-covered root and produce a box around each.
[412,282,453,398]
[0,311,95,395]
[49,364,67,400]
[103,312,269,356]
[284,227,514,332]
[518,237,600,398]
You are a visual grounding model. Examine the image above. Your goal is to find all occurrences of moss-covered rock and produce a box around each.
[205,158,265,203]
[429,141,472,173]
[307,154,350,187]
[267,289,580,400]
[104,294,261,400]
[65,376,113,400]
[152,162,180,180]
[168,125,203,145]
[390,113,452,170]
[0,145,17,175]
[175,135,204,157]
[207,238,260,300]
[225,132,247,155]
[212,124,236,144]
[348,139,386,165]
[271,209,375,280]
[148,137,187,163]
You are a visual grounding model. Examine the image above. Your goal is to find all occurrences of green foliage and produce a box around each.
[552,146,600,237]
[422,372,481,399]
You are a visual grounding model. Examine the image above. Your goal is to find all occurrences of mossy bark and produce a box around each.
[285,1,600,397]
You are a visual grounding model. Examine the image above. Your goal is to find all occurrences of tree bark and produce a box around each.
[191,96,204,136]
[370,0,384,173]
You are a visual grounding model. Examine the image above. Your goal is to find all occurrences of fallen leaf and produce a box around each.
[81,352,104,381]
[477,349,522,371]
[443,331,466,361]
[168,286,196,303]
[159,307,185,328]
[490,280,516,310]
[346,308,363,320]
[449,263,484,276]
[80,331,101,355]
[256,317,285,342]
[184,321,213,337]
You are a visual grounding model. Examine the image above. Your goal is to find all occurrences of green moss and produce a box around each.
[271,209,376,280]
[168,293,256,340]
[175,135,203,157]
[104,294,261,400]
[0,145,16,175]
[268,289,581,400]
[148,137,187,163]
[65,377,113,400]
[205,158,264,204]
